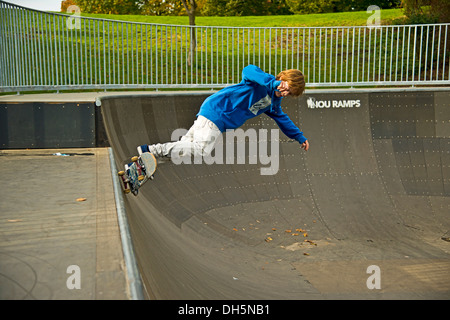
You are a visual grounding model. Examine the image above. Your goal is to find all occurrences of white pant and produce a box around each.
[148,116,222,159]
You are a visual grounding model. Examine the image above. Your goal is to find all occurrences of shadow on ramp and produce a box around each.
[100,90,450,299]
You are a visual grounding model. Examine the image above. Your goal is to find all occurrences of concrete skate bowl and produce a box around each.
[100,89,450,299]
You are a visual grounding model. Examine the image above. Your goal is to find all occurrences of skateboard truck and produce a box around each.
[118,153,157,196]
[118,170,131,194]
[131,156,145,181]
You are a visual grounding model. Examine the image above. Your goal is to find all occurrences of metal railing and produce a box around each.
[1,0,449,93]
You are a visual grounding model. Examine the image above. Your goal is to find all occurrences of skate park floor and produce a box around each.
[0,148,129,299]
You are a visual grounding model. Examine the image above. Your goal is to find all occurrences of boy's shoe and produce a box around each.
[137,144,150,156]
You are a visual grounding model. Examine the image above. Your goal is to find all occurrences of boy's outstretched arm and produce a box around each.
[265,110,309,151]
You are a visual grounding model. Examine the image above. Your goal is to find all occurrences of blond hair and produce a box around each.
[276,69,305,97]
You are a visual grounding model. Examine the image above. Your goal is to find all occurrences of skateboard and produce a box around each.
[118,152,157,196]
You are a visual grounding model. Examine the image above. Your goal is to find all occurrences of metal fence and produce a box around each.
[1,0,449,93]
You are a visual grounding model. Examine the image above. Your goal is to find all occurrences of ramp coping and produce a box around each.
[108,147,145,300]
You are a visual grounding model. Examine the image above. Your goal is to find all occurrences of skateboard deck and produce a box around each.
[118,152,157,196]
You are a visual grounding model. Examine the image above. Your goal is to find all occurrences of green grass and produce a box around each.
[54,9,410,87]
[76,8,405,27]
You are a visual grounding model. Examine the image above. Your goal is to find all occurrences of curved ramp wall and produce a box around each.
[100,89,450,299]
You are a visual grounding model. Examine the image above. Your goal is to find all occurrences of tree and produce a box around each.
[400,0,449,23]
[430,0,449,23]
[201,0,286,16]
[61,0,77,12]
[181,0,197,66]
[285,0,333,14]
[73,0,140,14]
[138,0,185,16]
[225,0,269,16]
[266,0,293,15]
[181,0,197,25]
[285,0,400,14]
[201,0,227,16]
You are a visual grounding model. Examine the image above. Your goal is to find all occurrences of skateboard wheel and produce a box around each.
[131,156,139,162]
[118,171,125,176]
[138,175,145,181]
[150,175,154,180]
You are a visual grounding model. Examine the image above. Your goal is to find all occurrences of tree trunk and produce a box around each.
[181,0,197,67]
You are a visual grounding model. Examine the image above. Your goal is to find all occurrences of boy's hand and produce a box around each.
[301,140,309,151]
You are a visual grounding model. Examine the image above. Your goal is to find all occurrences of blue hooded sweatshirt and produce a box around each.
[197,64,307,144]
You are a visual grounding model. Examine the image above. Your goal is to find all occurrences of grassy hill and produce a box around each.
[77,8,405,27]
[65,8,408,87]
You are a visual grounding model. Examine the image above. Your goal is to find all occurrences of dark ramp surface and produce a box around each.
[100,89,450,299]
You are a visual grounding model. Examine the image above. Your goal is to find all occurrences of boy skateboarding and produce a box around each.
[138,64,309,161]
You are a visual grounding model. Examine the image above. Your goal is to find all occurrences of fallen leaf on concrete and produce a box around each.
[304,239,317,246]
